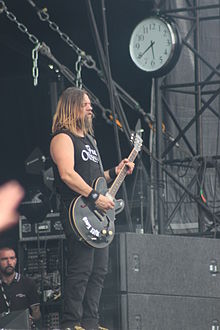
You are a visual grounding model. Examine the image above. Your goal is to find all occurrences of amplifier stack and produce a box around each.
[19,212,65,241]
[18,212,66,329]
[100,233,220,330]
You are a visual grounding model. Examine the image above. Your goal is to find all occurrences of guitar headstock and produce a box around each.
[130,132,143,152]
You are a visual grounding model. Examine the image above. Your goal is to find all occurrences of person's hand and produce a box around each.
[95,194,115,212]
[0,181,25,232]
[115,158,135,175]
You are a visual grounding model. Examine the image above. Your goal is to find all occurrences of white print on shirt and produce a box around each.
[81,145,99,163]
[16,293,26,298]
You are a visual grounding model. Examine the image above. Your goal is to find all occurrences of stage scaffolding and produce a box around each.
[1,0,220,236]
[151,0,220,236]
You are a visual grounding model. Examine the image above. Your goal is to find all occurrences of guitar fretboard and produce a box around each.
[108,148,138,198]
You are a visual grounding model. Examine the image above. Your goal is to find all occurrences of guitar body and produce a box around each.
[69,177,124,248]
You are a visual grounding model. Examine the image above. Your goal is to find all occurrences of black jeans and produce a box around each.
[61,202,109,329]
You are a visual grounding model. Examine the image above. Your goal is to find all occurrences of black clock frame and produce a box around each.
[153,15,182,78]
[130,15,182,78]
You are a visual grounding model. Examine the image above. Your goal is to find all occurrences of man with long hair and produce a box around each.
[50,87,134,330]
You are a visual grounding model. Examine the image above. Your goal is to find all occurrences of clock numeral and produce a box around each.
[166,39,171,46]
[159,56,163,63]
[149,23,156,30]
[151,60,155,67]
[138,34,144,42]
[163,29,168,37]
[135,42,141,49]
[143,26,148,34]
[164,49,168,55]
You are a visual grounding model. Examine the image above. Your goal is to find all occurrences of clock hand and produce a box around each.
[151,40,155,59]
[138,40,155,59]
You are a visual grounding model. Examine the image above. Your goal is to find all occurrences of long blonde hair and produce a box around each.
[52,87,93,136]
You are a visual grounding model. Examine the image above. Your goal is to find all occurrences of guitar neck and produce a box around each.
[108,148,138,198]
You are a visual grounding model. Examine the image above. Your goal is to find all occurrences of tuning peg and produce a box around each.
[130,132,135,142]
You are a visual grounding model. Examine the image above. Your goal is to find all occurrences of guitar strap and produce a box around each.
[0,273,20,315]
[87,134,104,175]
[0,280,10,314]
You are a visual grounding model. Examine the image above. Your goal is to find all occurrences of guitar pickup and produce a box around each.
[94,210,105,222]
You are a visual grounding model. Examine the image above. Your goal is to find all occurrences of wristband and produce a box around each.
[109,167,117,180]
[87,189,100,203]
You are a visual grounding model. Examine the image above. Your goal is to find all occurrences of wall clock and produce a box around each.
[129,15,182,77]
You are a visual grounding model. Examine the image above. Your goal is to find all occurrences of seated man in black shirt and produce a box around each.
[0,246,41,327]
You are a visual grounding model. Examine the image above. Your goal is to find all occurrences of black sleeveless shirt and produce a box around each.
[51,130,104,201]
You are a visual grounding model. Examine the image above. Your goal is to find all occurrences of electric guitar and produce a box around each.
[68,133,143,248]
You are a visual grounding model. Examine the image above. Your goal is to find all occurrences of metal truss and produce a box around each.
[154,1,220,235]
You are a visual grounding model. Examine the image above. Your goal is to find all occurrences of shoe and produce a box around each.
[82,326,108,330]
[63,326,85,330]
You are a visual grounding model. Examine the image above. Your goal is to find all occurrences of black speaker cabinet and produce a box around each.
[121,293,220,330]
[100,293,220,330]
[105,233,220,298]
[0,309,30,329]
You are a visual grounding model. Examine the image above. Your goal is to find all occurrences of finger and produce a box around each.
[1,181,24,209]
[0,212,19,232]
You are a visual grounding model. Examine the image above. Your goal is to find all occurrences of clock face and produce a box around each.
[129,16,179,75]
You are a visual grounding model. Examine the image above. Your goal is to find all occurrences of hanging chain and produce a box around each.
[35,6,98,86]
[0,1,39,45]
[0,0,4,14]
[0,0,123,130]
[38,8,80,53]
[75,54,83,89]
[35,5,97,71]
[0,1,42,86]
[32,42,41,86]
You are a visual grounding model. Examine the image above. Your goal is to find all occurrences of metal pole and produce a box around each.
[155,78,165,234]
[194,0,204,232]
